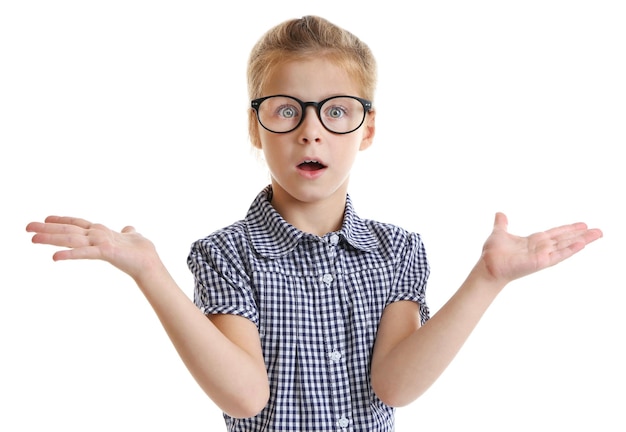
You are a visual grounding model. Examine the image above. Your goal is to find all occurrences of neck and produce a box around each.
[270,186,347,237]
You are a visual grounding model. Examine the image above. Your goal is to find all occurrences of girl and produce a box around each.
[26,15,602,431]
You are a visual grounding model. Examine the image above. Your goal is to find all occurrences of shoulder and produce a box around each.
[191,220,249,253]
[343,196,423,256]
[362,218,425,255]
[188,220,253,271]
[186,219,264,295]
[364,218,418,239]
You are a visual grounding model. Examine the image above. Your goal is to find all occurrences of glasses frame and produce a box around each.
[251,94,373,135]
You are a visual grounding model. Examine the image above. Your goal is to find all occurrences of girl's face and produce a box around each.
[253,57,376,212]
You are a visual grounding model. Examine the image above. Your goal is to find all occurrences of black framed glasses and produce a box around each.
[251,95,372,134]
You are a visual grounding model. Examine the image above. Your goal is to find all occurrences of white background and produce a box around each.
[1,1,624,430]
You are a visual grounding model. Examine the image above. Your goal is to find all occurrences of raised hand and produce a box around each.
[479,212,603,284]
[26,216,161,281]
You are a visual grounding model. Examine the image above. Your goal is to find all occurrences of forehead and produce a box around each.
[263,58,361,100]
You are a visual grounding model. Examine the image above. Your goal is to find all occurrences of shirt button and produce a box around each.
[330,234,339,246]
[338,416,350,428]
[322,273,333,284]
[329,350,342,362]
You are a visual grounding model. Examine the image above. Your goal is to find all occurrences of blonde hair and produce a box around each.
[247,15,377,144]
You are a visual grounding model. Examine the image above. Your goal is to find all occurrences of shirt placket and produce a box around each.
[320,233,352,431]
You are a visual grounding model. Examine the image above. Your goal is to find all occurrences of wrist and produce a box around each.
[468,257,508,295]
[130,251,170,289]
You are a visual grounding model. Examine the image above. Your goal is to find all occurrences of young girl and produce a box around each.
[26,15,602,432]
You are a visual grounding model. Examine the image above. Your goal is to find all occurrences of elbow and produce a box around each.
[372,382,404,408]
[237,387,270,419]
[374,393,417,409]
[221,382,270,419]
[371,370,425,408]
[371,369,396,407]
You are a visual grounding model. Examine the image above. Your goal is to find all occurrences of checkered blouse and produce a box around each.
[188,186,430,431]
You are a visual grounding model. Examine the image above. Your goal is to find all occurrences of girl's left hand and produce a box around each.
[479,212,603,284]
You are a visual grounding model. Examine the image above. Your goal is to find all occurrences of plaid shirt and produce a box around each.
[188,186,430,431]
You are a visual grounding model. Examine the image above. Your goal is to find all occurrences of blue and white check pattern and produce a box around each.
[188,186,430,431]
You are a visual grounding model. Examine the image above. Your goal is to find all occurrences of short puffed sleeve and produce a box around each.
[386,230,430,325]
[187,235,259,327]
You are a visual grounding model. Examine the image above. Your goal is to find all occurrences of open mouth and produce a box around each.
[298,160,327,171]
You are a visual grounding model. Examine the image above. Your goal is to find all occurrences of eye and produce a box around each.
[277,105,299,119]
[326,105,346,119]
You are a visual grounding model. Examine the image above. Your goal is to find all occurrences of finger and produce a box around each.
[542,225,603,249]
[25,221,42,233]
[43,216,94,229]
[31,231,92,249]
[493,212,508,232]
[542,221,589,238]
[546,245,580,266]
[584,228,603,243]
[26,221,87,236]
[562,228,603,249]
[544,228,603,266]
[52,245,103,261]
[121,226,136,234]
[533,225,600,251]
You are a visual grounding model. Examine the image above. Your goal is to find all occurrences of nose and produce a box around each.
[297,106,323,143]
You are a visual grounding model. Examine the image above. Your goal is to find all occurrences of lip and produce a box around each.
[297,156,327,166]
[296,157,327,180]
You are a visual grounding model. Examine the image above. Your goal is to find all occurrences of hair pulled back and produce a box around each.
[247,15,377,101]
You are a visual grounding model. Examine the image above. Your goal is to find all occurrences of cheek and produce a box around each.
[335,143,362,172]
[259,137,289,166]
[343,137,366,158]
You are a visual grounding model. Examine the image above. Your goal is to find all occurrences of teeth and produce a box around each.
[303,160,320,164]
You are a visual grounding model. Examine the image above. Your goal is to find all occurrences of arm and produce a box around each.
[26,216,269,418]
[370,212,602,407]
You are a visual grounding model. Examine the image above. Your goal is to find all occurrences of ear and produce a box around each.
[359,109,376,151]
[248,109,262,149]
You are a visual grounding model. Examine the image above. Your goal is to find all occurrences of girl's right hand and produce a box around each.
[26,216,162,281]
